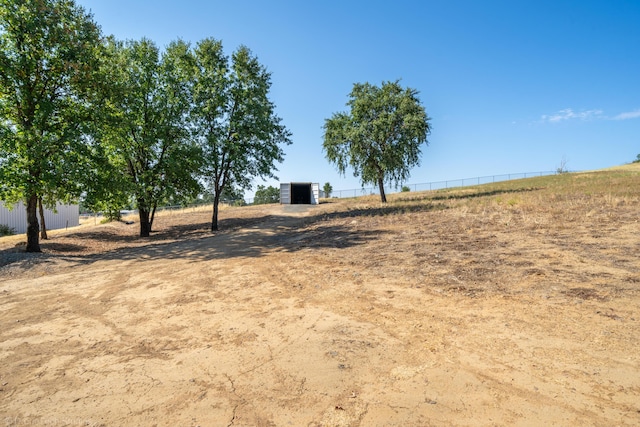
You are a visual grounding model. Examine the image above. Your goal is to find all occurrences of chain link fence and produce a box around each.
[81,171,561,215]
[330,171,558,199]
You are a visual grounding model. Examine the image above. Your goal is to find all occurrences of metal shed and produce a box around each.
[0,201,79,234]
[280,183,319,205]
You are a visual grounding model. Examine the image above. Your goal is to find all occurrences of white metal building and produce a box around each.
[280,183,320,205]
[0,201,79,234]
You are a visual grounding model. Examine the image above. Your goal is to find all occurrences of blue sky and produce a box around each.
[77,0,640,196]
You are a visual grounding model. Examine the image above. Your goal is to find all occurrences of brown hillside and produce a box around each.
[1,168,639,426]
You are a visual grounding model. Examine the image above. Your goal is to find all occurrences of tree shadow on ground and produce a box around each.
[59,217,385,267]
[59,229,139,244]
[82,199,446,264]
[1,197,445,269]
[40,242,86,252]
[308,200,448,222]
[156,214,273,237]
[423,187,540,202]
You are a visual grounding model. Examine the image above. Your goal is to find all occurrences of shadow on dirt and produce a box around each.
[61,216,385,266]
[40,242,86,253]
[312,200,447,221]
[1,198,445,269]
[409,187,540,202]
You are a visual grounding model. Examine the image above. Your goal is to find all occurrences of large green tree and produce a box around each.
[253,184,279,205]
[0,0,102,252]
[323,80,431,203]
[98,38,202,237]
[189,39,291,231]
[80,135,132,221]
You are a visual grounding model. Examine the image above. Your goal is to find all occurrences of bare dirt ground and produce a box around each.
[1,172,639,426]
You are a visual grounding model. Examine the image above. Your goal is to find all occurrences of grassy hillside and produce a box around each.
[2,165,639,425]
[322,164,640,229]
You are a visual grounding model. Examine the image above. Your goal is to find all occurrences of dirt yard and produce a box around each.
[1,173,639,426]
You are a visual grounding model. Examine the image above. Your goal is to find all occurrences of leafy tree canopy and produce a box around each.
[188,39,292,230]
[0,1,291,245]
[96,38,203,237]
[253,185,279,205]
[0,0,102,251]
[323,182,333,198]
[323,80,431,203]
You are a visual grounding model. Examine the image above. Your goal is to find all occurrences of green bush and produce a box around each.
[0,224,16,236]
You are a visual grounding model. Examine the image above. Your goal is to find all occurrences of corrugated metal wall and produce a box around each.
[0,201,79,234]
[280,183,291,204]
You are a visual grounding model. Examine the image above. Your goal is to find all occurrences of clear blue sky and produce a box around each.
[77,0,640,196]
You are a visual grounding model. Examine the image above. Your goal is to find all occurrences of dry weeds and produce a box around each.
[1,166,639,426]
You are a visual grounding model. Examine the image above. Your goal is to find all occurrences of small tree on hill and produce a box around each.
[323,80,431,203]
[556,156,569,174]
[323,182,333,198]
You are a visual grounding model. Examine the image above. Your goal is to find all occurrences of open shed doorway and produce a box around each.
[291,183,312,204]
[280,182,319,204]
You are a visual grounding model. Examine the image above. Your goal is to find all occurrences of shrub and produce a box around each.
[401,186,411,192]
[556,156,569,174]
[0,224,16,236]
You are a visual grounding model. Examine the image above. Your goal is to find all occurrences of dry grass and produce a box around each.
[1,166,639,425]
[3,166,640,294]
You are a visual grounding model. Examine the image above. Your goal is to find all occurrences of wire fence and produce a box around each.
[80,200,233,218]
[80,171,561,216]
[330,171,558,199]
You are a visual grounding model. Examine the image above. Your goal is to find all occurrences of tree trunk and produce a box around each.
[378,177,387,203]
[38,197,48,240]
[25,193,41,252]
[149,204,157,233]
[139,208,151,237]
[211,193,220,232]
